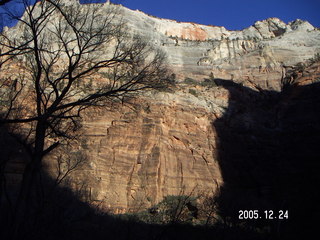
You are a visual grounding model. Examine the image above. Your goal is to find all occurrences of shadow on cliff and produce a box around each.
[1,80,319,240]
[213,79,320,239]
[0,120,265,239]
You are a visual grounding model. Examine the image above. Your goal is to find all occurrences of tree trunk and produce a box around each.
[11,120,46,239]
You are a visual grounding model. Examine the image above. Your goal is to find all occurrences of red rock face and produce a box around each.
[54,98,223,213]
[2,2,320,214]
[165,25,209,41]
[39,62,320,213]
[181,26,208,41]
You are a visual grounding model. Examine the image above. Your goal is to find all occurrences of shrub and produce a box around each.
[184,74,218,88]
[151,195,198,224]
[184,77,198,85]
[118,195,199,225]
[200,78,217,88]
[189,89,198,97]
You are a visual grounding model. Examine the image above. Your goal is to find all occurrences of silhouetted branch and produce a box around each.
[0,1,171,237]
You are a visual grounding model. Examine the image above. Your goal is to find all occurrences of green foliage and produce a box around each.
[184,74,218,89]
[188,89,198,97]
[200,78,217,88]
[184,77,197,85]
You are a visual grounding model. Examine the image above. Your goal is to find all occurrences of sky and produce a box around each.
[1,0,320,30]
[122,0,320,30]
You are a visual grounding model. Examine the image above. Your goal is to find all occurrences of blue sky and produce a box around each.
[1,0,320,30]
[121,0,320,30]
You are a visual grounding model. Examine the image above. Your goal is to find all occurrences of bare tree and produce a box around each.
[0,0,170,237]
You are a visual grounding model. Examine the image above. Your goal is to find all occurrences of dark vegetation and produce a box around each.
[185,73,218,97]
[2,75,319,240]
[188,88,198,97]
[0,0,171,239]
[184,72,218,88]
[123,71,320,239]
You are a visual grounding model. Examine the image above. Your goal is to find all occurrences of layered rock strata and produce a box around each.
[4,1,320,90]
[61,89,227,212]
[2,0,320,212]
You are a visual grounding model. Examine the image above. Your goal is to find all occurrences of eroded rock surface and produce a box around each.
[65,91,225,212]
[5,1,320,89]
[3,0,320,213]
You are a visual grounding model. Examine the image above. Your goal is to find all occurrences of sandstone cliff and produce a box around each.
[4,1,320,89]
[75,97,223,212]
[116,6,320,90]
[2,0,320,213]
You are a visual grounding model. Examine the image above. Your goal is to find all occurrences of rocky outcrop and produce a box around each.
[115,6,320,89]
[54,90,226,212]
[51,61,320,213]
[5,1,320,90]
[2,0,320,213]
